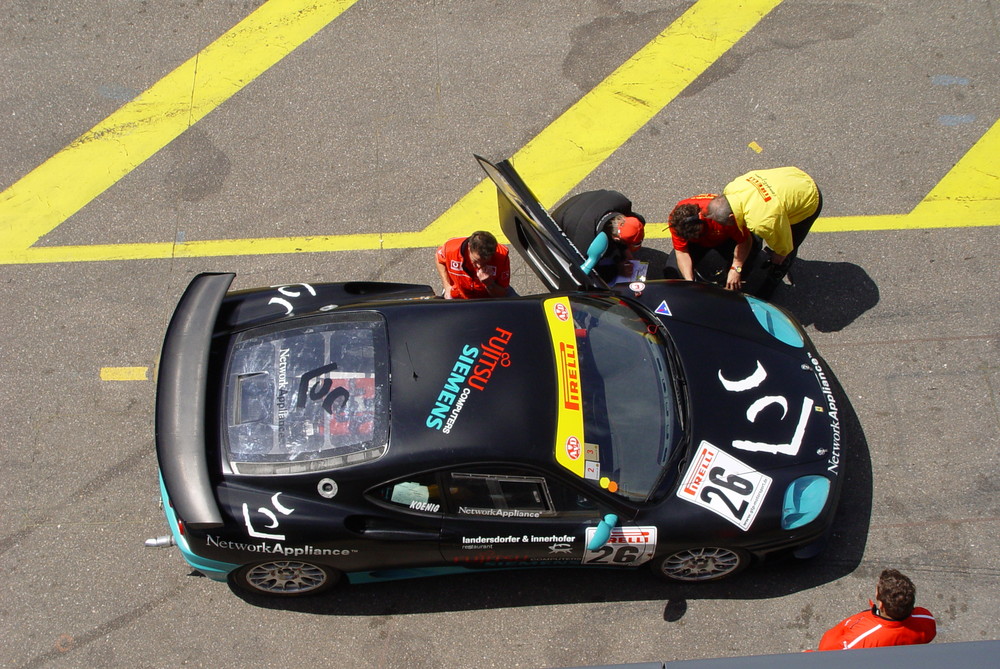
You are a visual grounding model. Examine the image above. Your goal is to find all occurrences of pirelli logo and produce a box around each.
[607,528,654,544]
[683,446,716,496]
[745,175,772,202]
[544,296,586,478]
[559,341,581,410]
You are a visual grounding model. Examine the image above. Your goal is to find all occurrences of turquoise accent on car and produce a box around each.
[745,296,805,347]
[586,513,619,550]
[781,475,832,530]
[158,473,240,582]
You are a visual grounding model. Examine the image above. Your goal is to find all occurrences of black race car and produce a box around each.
[149,156,844,597]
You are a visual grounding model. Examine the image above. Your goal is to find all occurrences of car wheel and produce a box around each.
[651,547,750,582]
[231,560,341,597]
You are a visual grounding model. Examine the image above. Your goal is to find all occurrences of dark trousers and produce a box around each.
[785,189,824,263]
[756,189,823,298]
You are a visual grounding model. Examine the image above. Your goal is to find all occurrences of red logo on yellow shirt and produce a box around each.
[745,175,772,202]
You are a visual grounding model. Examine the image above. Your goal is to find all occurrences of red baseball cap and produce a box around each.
[618,216,645,246]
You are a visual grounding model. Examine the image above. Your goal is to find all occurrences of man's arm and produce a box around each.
[675,249,695,281]
[816,618,849,651]
[482,253,512,297]
[435,259,454,298]
[725,235,752,290]
[476,267,507,297]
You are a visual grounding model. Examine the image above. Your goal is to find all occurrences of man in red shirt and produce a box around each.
[435,230,512,299]
[818,569,937,651]
[666,194,759,291]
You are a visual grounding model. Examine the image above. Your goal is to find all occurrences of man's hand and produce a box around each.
[477,267,507,297]
[435,258,454,299]
[725,268,743,291]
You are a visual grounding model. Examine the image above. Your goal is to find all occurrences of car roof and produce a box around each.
[374,297,561,470]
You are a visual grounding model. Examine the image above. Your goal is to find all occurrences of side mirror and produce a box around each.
[587,513,619,550]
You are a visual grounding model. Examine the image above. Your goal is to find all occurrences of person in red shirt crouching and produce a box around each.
[666,194,760,292]
[818,568,936,651]
[435,230,513,299]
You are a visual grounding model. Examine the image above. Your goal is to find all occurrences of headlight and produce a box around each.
[745,296,804,348]
[781,475,831,529]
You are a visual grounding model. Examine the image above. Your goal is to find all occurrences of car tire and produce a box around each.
[230,560,341,597]
[650,547,750,582]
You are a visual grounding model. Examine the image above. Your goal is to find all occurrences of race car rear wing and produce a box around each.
[155,273,235,529]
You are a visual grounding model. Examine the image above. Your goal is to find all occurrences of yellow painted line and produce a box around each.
[815,116,1000,232]
[0,0,781,264]
[490,0,786,211]
[13,114,997,264]
[100,367,149,381]
[1,0,998,266]
[0,0,359,258]
[649,117,1000,237]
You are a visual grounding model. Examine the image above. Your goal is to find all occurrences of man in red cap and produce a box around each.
[551,190,646,283]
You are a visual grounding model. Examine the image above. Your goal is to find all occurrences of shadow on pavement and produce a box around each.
[769,260,881,332]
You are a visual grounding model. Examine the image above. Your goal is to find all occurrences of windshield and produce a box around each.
[545,296,677,501]
[223,312,389,475]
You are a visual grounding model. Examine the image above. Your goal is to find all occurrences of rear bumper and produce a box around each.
[158,472,238,583]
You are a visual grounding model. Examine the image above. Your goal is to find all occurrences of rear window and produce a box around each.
[223,312,389,475]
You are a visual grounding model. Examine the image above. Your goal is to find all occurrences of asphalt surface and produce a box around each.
[1,1,998,667]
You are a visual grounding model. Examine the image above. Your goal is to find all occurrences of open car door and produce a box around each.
[475,155,608,293]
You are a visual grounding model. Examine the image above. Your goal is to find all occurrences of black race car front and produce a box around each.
[617,284,844,579]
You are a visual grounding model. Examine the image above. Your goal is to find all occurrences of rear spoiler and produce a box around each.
[155,273,235,529]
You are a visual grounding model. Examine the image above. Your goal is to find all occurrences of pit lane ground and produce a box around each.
[1,1,997,667]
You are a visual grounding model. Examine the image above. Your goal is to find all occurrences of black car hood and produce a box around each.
[667,317,839,475]
[382,299,558,466]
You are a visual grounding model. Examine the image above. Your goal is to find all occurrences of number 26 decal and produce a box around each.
[678,443,772,531]
[700,467,755,520]
[582,527,657,566]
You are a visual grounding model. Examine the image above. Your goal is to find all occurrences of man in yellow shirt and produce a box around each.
[704,167,822,297]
